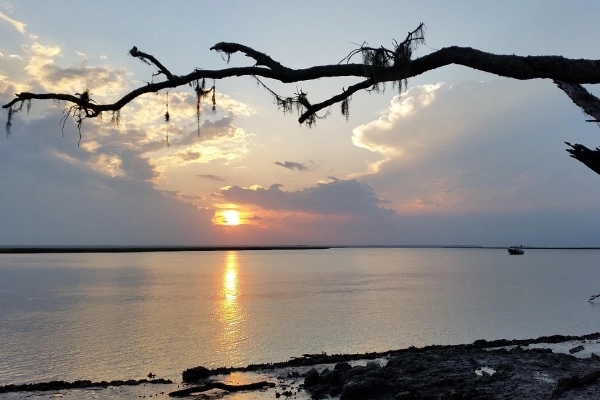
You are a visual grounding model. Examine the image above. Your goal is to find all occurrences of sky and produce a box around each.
[1,0,600,247]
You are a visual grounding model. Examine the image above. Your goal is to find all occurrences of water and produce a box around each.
[1,248,600,385]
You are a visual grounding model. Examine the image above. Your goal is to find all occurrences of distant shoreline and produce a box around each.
[0,246,330,254]
[1,245,599,254]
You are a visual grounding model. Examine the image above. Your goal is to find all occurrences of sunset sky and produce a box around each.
[1,1,600,246]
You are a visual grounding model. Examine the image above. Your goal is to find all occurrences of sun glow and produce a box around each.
[223,210,240,225]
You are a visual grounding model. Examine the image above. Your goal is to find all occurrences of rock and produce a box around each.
[309,385,330,400]
[304,368,320,387]
[569,345,585,354]
[182,366,211,383]
[341,362,382,384]
[334,362,352,372]
[340,377,386,400]
[319,368,340,385]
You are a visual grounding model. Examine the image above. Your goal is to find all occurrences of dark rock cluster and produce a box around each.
[303,346,600,399]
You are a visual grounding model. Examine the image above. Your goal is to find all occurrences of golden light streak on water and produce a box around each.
[216,251,247,365]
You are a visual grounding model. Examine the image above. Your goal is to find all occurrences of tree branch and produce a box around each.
[4,41,600,127]
[298,79,373,124]
[554,80,600,121]
[129,46,174,80]
[410,47,600,84]
[210,42,287,71]
[565,142,600,175]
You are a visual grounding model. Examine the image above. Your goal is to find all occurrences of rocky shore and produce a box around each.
[0,377,173,394]
[180,333,600,399]
[300,345,600,399]
[4,333,600,399]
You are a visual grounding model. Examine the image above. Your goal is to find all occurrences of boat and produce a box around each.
[507,245,524,255]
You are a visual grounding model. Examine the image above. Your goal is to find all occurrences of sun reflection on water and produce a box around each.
[217,252,247,365]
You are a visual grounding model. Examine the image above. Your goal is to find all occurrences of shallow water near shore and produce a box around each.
[1,248,600,387]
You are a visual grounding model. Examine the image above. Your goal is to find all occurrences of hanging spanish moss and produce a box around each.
[341,97,350,121]
[252,76,327,127]
[340,23,426,94]
[190,77,218,136]
[5,97,32,136]
[212,85,217,113]
[58,106,84,145]
[110,110,121,125]
[165,91,170,146]
[5,107,13,136]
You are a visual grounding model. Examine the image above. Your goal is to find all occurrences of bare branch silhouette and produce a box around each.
[4,23,600,173]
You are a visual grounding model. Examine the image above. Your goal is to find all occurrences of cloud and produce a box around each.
[351,79,600,215]
[220,179,393,217]
[129,91,254,129]
[210,179,407,245]
[0,51,3,57]
[174,150,202,162]
[0,10,25,33]
[21,42,129,97]
[8,54,22,60]
[0,114,221,246]
[274,160,308,171]
[3,40,254,187]
[197,174,225,181]
[172,116,245,146]
[154,116,251,168]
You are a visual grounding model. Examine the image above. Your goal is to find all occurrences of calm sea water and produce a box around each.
[1,248,600,385]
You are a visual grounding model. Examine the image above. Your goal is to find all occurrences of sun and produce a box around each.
[223,210,241,225]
